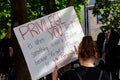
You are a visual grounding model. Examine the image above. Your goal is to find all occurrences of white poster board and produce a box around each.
[13,6,84,80]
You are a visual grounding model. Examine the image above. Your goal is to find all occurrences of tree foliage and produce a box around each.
[0,0,88,39]
[27,0,88,21]
[0,0,11,39]
[93,0,120,32]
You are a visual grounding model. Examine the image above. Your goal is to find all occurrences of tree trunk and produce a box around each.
[67,0,74,7]
[10,0,31,80]
[44,0,56,14]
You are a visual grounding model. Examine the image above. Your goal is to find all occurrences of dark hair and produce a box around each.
[78,36,97,60]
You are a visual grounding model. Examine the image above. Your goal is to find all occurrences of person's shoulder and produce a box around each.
[61,69,79,80]
[75,66,110,80]
[101,70,110,79]
[76,65,100,71]
[98,32,105,36]
[63,69,76,75]
[95,67,110,80]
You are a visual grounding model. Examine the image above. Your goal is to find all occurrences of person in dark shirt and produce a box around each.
[52,36,110,80]
[104,29,120,80]
[0,38,12,74]
[96,32,105,58]
[0,28,14,79]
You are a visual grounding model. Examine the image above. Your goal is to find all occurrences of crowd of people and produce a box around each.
[0,27,120,80]
[52,35,111,80]
[51,28,120,80]
[96,28,120,80]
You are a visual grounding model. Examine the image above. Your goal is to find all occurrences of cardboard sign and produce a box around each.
[13,6,84,80]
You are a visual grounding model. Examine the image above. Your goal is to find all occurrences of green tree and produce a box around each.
[0,0,11,39]
[0,0,88,39]
[27,0,88,21]
[93,0,120,32]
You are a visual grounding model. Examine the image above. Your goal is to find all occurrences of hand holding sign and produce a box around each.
[52,66,58,80]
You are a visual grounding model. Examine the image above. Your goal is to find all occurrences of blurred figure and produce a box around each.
[0,28,15,80]
[96,31,106,70]
[96,32,105,58]
[104,29,120,80]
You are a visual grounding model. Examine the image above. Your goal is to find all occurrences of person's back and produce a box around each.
[52,36,110,80]
[61,66,110,80]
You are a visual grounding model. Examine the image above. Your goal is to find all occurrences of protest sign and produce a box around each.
[13,6,84,80]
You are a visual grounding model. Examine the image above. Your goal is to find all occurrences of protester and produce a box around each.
[104,29,120,80]
[96,29,106,58]
[52,35,110,80]
[95,31,106,70]
[0,28,15,80]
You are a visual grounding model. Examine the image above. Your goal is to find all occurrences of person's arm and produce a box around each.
[52,66,58,80]
[9,47,13,57]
